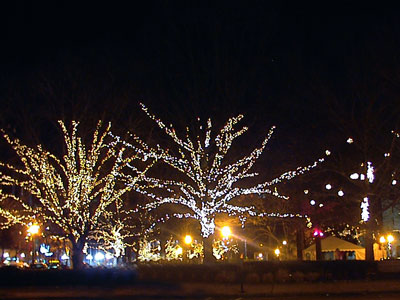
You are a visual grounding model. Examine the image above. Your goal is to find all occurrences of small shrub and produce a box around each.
[292,271,305,282]
[261,272,274,283]
[305,271,320,282]
[214,271,236,283]
[275,269,290,283]
[245,272,260,284]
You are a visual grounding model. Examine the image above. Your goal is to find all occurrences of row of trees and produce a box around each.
[0,104,325,268]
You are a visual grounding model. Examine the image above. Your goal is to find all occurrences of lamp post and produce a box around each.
[184,235,192,262]
[27,224,40,264]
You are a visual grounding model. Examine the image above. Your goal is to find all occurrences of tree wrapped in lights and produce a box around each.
[0,121,154,269]
[118,104,325,262]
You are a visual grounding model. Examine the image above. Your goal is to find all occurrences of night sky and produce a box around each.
[0,1,399,168]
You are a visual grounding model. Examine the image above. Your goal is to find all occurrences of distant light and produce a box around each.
[176,247,183,255]
[360,174,366,181]
[258,253,263,258]
[40,245,49,254]
[367,162,375,183]
[310,200,316,206]
[338,190,344,197]
[282,240,287,245]
[304,189,309,195]
[325,184,332,190]
[392,180,397,186]
[347,138,354,144]
[313,229,324,237]
[387,235,394,243]
[221,226,232,239]
[105,253,114,260]
[184,235,193,245]
[350,173,359,180]
[86,254,93,260]
[94,252,105,261]
[20,253,25,258]
[379,236,386,243]
[27,224,40,235]
[274,248,280,256]
[385,153,390,157]
[61,254,69,260]
[361,197,370,222]
[325,150,331,156]
[319,203,324,207]
[3,252,9,258]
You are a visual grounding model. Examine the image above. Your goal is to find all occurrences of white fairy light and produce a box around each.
[360,174,366,181]
[325,184,332,190]
[310,200,316,206]
[347,138,353,144]
[350,173,359,180]
[392,179,397,186]
[361,197,370,222]
[384,153,390,157]
[304,189,309,194]
[0,121,154,268]
[319,203,324,207]
[325,150,331,156]
[366,162,375,183]
[121,104,326,239]
[338,190,344,197]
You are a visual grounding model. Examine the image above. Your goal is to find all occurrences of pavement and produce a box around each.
[2,280,400,299]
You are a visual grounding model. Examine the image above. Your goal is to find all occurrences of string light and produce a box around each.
[0,121,154,267]
[361,197,370,222]
[366,162,375,183]
[115,104,325,238]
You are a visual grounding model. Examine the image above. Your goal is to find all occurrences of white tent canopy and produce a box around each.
[303,236,365,260]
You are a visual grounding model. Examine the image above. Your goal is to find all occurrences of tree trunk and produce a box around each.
[315,234,323,261]
[71,236,86,270]
[202,234,216,263]
[364,223,375,261]
[71,245,85,269]
[296,226,304,261]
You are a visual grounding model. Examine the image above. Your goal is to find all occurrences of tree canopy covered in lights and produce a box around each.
[0,121,154,269]
[116,104,325,244]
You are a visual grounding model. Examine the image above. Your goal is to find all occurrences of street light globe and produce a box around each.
[387,235,394,243]
[221,226,232,239]
[274,248,280,256]
[28,224,40,235]
[184,235,193,245]
[282,240,287,245]
[379,236,386,243]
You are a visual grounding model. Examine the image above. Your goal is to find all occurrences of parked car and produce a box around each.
[29,262,48,270]
[47,260,61,269]
[2,261,29,269]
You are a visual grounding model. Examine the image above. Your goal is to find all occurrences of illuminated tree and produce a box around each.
[0,121,154,269]
[117,104,325,262]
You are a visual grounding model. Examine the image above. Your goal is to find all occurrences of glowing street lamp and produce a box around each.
[274,248,280,257]
[184,235,193,245]
[28,223,40,264]
[28,224,40,235]
[221,226,231,239]
[387,235,394,243]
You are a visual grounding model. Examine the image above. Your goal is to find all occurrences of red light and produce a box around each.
[313,229,323,237]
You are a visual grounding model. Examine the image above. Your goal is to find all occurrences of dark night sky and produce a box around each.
[0,1,400,168]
